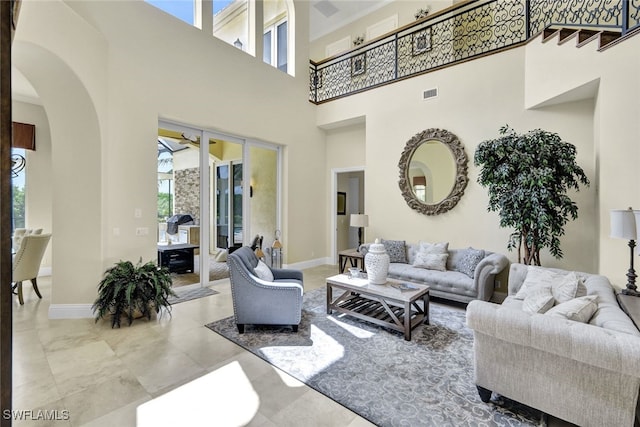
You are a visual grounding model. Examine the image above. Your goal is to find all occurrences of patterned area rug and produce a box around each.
[168,286,219,304]
[205,288,545,427]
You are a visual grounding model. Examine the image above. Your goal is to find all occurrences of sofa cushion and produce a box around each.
[388,263,475,294]
[551,271,587,304]
[449,247,485,278]
[515,267,585,303]
[413,252,447,271]
[382,239,407,263]
[254,260,274,282]
[546,295,598,323]
[523,287,555,314]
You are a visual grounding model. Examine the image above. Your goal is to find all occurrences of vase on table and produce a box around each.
[365,238,390,285]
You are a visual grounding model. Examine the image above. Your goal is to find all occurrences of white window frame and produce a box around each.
[263,16,288,72]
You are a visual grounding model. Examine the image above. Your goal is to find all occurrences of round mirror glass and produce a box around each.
[407,140,457,204]
[398,128,468,215]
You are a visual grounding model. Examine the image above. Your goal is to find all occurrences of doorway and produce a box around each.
[158,120,281,287]
[332,167,365,265]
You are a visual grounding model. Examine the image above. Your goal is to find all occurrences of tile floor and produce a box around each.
[12,265,572,426]
[12,265,376,427]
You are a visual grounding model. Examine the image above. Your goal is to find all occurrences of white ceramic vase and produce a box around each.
[365,238,390,285]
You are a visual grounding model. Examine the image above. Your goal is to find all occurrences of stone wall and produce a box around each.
[174,167,200,223]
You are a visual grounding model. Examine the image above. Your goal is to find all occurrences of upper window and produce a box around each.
[213,0,250,51]
[263,18,287,72]
[145,0,195,25]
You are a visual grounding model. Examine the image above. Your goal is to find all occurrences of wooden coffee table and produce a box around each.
[326,274,430,341]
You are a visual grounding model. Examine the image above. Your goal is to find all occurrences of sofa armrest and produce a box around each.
[473,253,509,301]
[467,300,640,376]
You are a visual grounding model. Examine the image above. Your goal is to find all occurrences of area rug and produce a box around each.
[205,288,545,427]
[168,286,218,304]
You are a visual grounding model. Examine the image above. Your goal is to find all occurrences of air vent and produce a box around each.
[422,87,438,100]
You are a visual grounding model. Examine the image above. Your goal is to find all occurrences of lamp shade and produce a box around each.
[610,208,637,240]
[350,214,369,228]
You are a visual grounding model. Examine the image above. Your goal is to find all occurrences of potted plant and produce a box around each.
[92,258,177,328]
[474,125,590,265]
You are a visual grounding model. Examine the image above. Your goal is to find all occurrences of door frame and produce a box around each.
[331,166,365,265]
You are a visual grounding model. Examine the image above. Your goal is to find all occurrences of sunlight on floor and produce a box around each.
[136,361,259,427]
[261,325,344,383]
[327,315,375,339]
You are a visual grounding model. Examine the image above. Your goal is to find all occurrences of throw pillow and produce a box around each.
[522,287,555,314]
[418,241,449,255]
[214,249,228,262]
[254,260,274,282]
[515,267,565,300]
[454,247,485,278]
[413,251,448,271]
[546,295,598,323]
[381,239,407,263]
[551,272,587,305]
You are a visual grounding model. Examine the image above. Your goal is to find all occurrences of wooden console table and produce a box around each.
[338,248,365,273]
[617,293,640,331]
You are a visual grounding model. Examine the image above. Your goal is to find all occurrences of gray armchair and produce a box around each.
[228,246,304,333]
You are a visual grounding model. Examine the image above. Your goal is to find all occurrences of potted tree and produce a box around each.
[474,125,590,265]
[92,258,177,328]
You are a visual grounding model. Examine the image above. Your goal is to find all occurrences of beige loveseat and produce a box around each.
[467,263,640,427]
[359,240,508,303]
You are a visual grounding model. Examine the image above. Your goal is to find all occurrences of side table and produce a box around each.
[338,248,365,274]
[617,293,640,331]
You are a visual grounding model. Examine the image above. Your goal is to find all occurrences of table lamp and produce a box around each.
[350,214,369,249]
[611,207,639,296]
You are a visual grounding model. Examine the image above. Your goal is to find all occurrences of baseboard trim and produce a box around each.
[285,257,331,271]
[48,304,94,319]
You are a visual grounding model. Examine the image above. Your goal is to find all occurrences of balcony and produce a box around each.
[309,0,640,104]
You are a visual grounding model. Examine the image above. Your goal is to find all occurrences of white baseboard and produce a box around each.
[285,257,331,271]
[48,304,94,319]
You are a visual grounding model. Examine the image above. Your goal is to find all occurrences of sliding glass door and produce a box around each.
[159,120,281,287]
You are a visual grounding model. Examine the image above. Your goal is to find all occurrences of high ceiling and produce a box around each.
[309,0,392,41]
[12,1,389,103]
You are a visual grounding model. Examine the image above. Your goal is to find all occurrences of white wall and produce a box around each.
[310,1,454,60]
[13,0,326,312]
[319,46,599,292]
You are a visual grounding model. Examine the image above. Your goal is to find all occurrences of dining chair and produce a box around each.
[12,233,51,305]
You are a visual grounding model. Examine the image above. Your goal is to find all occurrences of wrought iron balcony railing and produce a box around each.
[309,0,640,104]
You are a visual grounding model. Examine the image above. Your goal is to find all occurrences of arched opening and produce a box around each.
[13,41,103,310]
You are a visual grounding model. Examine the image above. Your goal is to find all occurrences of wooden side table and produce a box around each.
[338,248,365,273]
[617,293,640,331]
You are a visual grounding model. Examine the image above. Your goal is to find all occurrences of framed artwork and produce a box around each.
[337,192,346,215]
[351,54,366,77]
[412,28,432,56]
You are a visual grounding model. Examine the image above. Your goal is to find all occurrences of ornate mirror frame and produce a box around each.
[398,128,468,215]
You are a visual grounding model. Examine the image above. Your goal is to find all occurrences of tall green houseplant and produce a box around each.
[474,125,590,265]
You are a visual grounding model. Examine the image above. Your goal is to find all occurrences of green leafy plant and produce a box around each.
[474,125,590,265]
[92,258,177,328]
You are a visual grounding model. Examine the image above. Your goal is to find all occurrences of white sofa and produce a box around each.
[359,241,508,303]
[467,263,640,427]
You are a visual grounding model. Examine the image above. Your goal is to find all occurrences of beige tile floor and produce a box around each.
[12,265,572,427]
[12,265,376,427]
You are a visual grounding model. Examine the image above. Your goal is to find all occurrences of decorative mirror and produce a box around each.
[398,128,468,215]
